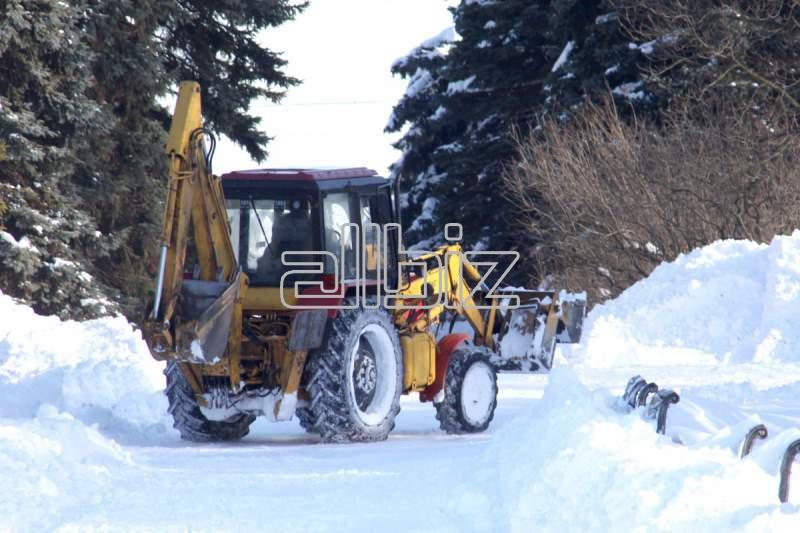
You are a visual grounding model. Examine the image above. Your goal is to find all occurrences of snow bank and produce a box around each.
[0,405,132,530]
[455,369,799,532]
[0,292,175,527]
[572,232,800,368]
[0,292,172,436]
[454,234,800,530]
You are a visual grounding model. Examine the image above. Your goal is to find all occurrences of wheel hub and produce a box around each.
[353,339,378,411]
[461,361,496,426]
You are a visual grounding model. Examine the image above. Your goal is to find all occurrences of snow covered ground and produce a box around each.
[3,233,800,531]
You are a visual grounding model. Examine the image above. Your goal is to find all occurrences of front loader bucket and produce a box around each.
[494,290,586,372]
[557,292,587,344]
[173,272,241,364]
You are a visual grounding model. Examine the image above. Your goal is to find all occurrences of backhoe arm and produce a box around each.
[145,81,241,361]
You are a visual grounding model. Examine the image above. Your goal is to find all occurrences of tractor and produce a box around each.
[143,81,585,443]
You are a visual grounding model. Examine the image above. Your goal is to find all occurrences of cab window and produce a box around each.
[360,195,381,277]
[225,199,241,261]
[323,192,356,279]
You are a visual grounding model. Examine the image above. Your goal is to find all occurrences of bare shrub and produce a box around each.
[504,96,800,302]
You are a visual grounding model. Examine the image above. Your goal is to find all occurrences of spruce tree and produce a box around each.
[0,0,117,318]
[438,0,557,253]
[161,0,306,161]
[616,0,800,115]
[541,1,651,116]
[386,27,455,249]
[388,0,647,267]
[389,1,558,252]
[0,0,305,320]
[75,1,306,319]
[70,1,172,316]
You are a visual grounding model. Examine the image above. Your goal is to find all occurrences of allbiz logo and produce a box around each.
[279,223,520,310]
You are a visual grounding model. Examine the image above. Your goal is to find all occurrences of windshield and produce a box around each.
[226,197,317,286]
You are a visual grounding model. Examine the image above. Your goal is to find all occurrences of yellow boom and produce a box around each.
[144,81,245,371]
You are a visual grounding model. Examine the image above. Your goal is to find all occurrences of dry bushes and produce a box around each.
[504,97,800,301]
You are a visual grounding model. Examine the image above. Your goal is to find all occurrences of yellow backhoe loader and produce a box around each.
[143,81,585,442]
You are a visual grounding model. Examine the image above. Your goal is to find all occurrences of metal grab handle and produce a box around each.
[779,438,800,503]
[739,424,768,459]
[647,389,680,435]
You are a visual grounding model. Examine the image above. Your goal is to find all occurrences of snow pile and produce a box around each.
[572,232,800,368]
[454,234,800,530]
[0,405,133,530]
[0,292,174,528]
[2,231,800,529]
[455,369,799,532]
[0,292,171,434]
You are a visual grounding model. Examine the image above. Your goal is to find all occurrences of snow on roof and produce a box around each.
[221,167,378,181]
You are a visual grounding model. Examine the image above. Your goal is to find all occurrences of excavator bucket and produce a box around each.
[173,272,241,364]
[493,290,586,372]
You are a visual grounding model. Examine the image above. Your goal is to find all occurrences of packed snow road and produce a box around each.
[5,233,800,531]
[19,368,800,532]
[5,366,800,531]
[94,379,541,532]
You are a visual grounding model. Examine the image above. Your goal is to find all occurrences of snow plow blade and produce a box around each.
[493,290,586,372]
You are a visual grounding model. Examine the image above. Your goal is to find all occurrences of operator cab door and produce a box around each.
[363,186,399,291]
[320,185,397,291]
[321,191,358,282]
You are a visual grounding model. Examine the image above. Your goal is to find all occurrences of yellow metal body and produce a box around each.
[392,243,501,391]
[400,332,437,391]
[392,242,573,382]
[143,81,573,419]
[242,287,298,310]
[395,245,494,342]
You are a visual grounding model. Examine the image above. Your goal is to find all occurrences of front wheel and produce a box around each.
[304,301,402,442]
[435,346,498,434]
[165,361,255,442]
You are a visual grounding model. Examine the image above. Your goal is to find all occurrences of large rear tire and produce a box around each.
[435,346,498,434]
[165,361,255,442]
[304,300,402,442]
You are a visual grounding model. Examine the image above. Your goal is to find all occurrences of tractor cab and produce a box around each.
[220,168,398,289]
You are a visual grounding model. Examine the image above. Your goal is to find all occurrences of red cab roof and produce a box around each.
[221,167,378,181]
